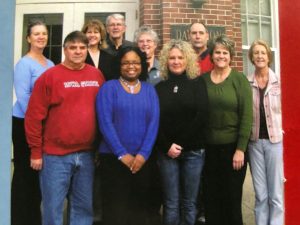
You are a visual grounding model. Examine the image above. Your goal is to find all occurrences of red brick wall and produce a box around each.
[139,0,243,71]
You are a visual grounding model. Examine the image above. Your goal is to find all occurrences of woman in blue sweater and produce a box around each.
[11,20,54,225]
[96,46,160,225]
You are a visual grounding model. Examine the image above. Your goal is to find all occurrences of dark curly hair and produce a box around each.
[115,46,148,81]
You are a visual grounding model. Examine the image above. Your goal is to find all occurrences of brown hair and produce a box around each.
[26,20,48,51]
[209,35,235,64]
[248,39,273,67]
[81,19,108,49]
[63,31,89,48]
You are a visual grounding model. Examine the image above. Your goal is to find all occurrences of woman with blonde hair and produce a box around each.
[247,39,284,225]
[82,19,114,80]
[155,39,208,225]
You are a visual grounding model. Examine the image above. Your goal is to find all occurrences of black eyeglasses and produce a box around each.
[121,61,141,67]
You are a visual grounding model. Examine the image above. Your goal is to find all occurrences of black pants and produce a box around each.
[203,143,247,225]
[99,153,161,225]
[11,117,41,225]
[93,158,103,223]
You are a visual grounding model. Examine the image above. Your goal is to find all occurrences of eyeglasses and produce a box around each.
[121,61,141,67]
[138,39,154,44]
[108,23,124,27]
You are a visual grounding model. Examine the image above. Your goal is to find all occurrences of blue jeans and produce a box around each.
[248,140,284,225]
[39,151,94,225]
[158,149,205,225]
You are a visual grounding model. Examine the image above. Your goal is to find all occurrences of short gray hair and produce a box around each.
[134,25,159,45]
[106,13,125,26]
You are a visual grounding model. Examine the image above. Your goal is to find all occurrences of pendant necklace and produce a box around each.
[173,85,178,93]
[119,77,140,94]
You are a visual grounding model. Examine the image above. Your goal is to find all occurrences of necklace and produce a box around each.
[173,85,178,93]
[119,77,140,94]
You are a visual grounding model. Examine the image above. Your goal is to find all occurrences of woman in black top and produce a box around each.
[155,39,208,225]
[82,19,115,80]
[81,19,115,225]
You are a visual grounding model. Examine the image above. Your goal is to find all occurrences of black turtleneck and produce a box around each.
[155,72,208,153]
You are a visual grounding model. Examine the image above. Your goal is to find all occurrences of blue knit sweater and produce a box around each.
[96,79,160,160]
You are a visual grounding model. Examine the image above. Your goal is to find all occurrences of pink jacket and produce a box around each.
[247,68,283,143]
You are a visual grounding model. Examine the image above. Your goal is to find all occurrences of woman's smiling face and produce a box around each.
[120,51,142,82]
[167,47,187,75]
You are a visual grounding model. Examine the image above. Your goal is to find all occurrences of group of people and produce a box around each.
[11,12,284,225]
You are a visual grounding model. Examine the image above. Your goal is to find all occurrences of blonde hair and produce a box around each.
[159,39,199,79]
[81,19,108,49]
[248,39,273,67]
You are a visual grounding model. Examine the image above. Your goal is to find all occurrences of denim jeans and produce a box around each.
[40,151,94,225]
[248,140,284,225]
[157,149,205,225]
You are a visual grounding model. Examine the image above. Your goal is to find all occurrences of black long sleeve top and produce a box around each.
[155,72,208,153]
[85,49,117,81]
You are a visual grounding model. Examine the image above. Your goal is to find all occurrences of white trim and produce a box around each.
[241,0,279,76]
[73,2,138,41]
[14,1,139,64]
[14,3,74,64]
[17,0,137,3]
[272,0,280,75]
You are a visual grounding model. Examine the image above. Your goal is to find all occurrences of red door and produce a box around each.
[279,1,300,224]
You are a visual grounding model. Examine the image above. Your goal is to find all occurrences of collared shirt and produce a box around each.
[247,68,283,143]
[147,58,162,86]
[106,37,133,56]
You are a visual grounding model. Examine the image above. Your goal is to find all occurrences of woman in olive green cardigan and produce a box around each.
[202,35,252,225]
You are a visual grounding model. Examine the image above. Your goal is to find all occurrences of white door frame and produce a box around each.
[73,2,138,41]
[14,1,139,64]
[14,3,74,64]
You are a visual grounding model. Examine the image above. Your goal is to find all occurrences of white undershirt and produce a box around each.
[89,49,100,67]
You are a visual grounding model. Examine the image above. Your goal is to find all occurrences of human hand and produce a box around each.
[30,158,43,170]
[233,149,245,170]
[120,154,135,169]
[131,154,146,174]
[167,143,183,159]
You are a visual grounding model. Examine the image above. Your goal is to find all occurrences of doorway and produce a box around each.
[15,2,139,64]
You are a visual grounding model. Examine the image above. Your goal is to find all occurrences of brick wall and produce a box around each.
[139,0,243,71]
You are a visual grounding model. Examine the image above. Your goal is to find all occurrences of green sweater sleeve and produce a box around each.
[232,71,253,151]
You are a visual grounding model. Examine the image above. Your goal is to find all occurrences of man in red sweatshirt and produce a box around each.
[189,22,214,76]
[25,31,105,225]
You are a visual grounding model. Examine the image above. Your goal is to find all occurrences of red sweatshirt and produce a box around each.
[25,64,105,159]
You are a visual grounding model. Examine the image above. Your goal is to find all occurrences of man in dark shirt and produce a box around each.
[105,13,133,56]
